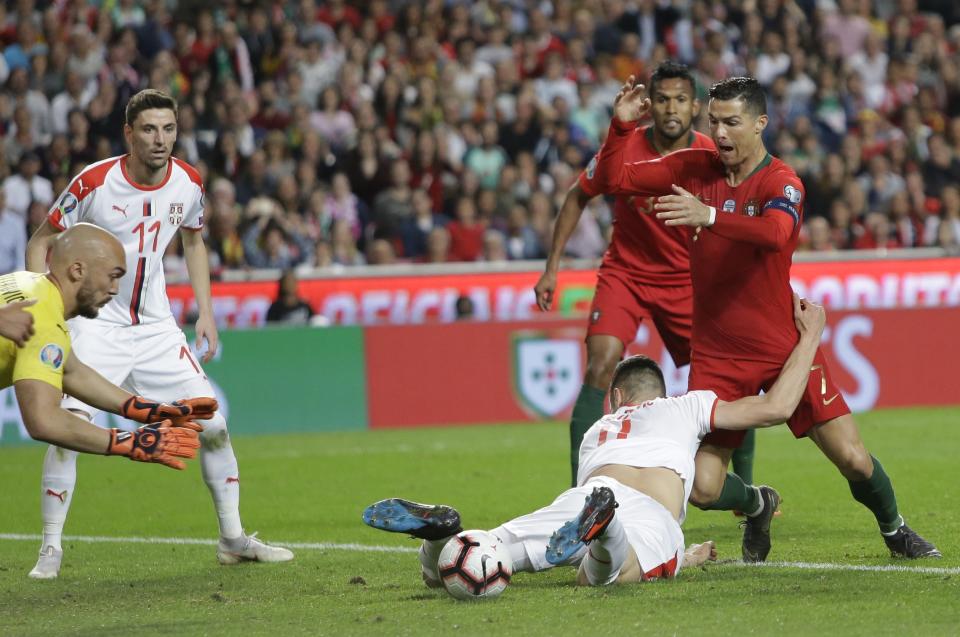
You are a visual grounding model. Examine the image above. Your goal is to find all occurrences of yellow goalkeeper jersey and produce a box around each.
[0,271,70,391]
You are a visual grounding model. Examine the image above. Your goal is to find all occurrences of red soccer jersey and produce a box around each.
[593,118,805,363]
[578,126,715,285]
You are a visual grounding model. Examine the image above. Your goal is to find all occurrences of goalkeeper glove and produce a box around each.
[121,395,218,431]
[106,422,201,470]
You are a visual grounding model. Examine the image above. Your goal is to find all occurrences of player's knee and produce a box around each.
[690,477,723,509]
[198,412,230,450]
[834,444,873,481]
[584,351,620,388]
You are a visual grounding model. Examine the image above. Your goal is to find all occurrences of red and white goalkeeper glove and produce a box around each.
[106,422,202,470]
[120,396,218,431]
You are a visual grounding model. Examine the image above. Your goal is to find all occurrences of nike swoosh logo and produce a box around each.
[823,394,840,406]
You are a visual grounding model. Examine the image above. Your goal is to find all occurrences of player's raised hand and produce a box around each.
[792,293,826,340]
[0,299,36,347]
[613,75,650,123]
[106,421,201,470]
[655,184,711,227]
[195,314,219,363]
[534,269,558,311]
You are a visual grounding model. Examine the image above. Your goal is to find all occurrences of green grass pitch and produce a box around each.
[1,407,958,636]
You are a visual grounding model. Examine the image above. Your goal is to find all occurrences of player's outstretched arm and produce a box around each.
[62,353,214,430]
[713,295,825,430]
[14,379,200,468]
[25,221,62,273]
[535,183,593,311]
[0,300,36,347]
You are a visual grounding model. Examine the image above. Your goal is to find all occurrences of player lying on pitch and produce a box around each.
[1,223,215,469]
[362,295,824,586]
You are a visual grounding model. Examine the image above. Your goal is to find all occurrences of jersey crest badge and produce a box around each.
[169,203,184,225]
[513,336,581,418]
[585,156,598,180]
[39,343,64,370]
[784,185,802,204]
[744,200,760,217]
[722,199,736,213]
[58,193,78,216]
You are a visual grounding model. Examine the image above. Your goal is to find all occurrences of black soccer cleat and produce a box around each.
[883,524,942,559]
[362,498,462,541]
[545,486,619,565]
[741,486,781,563]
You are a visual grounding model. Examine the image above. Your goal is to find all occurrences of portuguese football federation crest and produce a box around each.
[513,337,581,418]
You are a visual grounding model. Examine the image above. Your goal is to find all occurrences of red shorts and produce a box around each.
[587,269,692,366]
[690,348,851,449]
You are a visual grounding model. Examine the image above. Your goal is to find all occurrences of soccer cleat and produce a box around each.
[545,486,618,565]
[883,525,942,559]
[741,486,781,563]
[28,546,63,579]
[216,532,295,565]
[361,498,462,541]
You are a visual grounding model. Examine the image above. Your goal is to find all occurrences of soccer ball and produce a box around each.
[436,530,512,601]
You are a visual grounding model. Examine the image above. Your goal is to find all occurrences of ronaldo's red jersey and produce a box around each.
[593,118,805,363]
[578,126,715,285]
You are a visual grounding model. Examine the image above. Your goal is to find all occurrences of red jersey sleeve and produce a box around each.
[709,168,803,251]
[593,118,715,197]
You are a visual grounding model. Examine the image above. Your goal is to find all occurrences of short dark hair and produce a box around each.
[650,60,696,96]
[125,89,178,126]
[708,77,766,116]
[610,355,666,399]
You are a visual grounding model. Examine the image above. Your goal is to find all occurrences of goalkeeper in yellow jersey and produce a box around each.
[0,223,215,470]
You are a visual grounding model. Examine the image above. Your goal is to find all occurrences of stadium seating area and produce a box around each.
[1,0,960,276]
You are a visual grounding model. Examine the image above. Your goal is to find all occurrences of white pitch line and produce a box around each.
[0,534,956,575]
[0,533,417,554]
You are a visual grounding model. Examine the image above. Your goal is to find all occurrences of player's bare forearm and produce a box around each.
[25,221,61,272]
[713,296,825,430]
[547,184,592,272]
[62,353,133,415]
[14,379,112,453]
[181,229,214,318]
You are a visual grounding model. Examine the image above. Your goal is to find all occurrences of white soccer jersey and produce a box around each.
[47,155,204,326]
[576,390,719,522]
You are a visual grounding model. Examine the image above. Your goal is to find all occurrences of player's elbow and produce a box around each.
[765,396,793,424]
[20,409,56,444]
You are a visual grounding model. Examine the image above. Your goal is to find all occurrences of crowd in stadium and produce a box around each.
[1,0,960,277]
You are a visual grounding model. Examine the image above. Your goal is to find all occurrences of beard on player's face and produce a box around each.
[75,279,112,319]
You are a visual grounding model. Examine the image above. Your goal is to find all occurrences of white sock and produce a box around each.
[40,445,79,552]
[418,538,449,582]
[199,413,243,539]
[582,515,628,586]
[746,487,765,518]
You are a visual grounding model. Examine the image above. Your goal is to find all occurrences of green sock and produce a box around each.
[731,429,756,485]
[848,456,902,534]
[698,472,761,514]
[569,384,606,486]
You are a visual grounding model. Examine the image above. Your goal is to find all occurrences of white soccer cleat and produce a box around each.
[28,546,63,579]
[216,532,294,565]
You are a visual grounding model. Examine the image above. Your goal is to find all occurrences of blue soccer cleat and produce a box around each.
[362,498,462,541]
[546,486,618,565]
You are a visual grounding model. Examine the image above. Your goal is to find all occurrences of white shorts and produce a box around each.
[491,475,685,578]
[62,316,213,418]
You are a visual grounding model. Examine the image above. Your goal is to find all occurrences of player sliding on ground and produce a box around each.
[363,295,825,587]
[25,89,293,579]
[591,75,939,559]
[1,223,211,469]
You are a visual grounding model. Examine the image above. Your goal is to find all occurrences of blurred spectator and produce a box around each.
[482,230,508,262]
[366,238,397,265]
[464,121,508,189]
[423,226,451,264]
[266,269,315,325]
[447,196,485,262]
[454,295,474,320]
[401,188,447,260]
[0,189,26,274]
[3,152,53,219]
